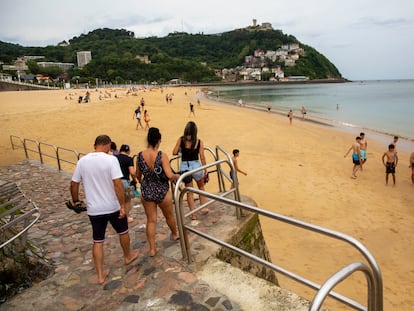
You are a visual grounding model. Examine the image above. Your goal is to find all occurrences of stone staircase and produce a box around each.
[0,160,313,310]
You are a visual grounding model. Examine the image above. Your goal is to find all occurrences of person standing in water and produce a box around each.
[288,109,293,125]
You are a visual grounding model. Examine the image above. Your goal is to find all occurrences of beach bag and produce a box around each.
[125,185,136,198]
[126,180,138,198]
[179,170,193,184]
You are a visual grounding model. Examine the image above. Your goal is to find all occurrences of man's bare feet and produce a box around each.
[149,249,157,257]
[170,233,180,241]
[98,269,110,285]
[124,249,139,265]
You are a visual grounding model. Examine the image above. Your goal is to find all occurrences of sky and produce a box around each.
[1,0,413,80]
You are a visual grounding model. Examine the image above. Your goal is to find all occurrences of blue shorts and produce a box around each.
[88,211,128,243]
[352,153,360,165]
[180,160,204,181]
[360,149,367,159]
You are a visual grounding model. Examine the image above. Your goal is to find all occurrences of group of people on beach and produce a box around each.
[68,120,247,284]
[345,133,414,186]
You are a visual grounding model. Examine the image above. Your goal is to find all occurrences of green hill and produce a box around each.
[0,27,342,84]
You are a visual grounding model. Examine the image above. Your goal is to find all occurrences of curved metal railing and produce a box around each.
[0,182,41,249]
[173,145,382,311]
[310,262,374,310]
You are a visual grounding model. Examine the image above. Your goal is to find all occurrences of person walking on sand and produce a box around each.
[69,135,139,284]
[230,149,247,188]
[344,136,363,179]
[409,151,414,185]
[189,102,195,117]
[115,144,137,223]
[172,121,209,220]
[382,144,398,185]
[144,110,150,130]
[301,106,307,120]
[391,136,399,159]
[136,128,180,257]
[391,135,399,147]
[359,132,368,166]
[140,97,145,111]
[133,106,143,130]
[288,109,293,125]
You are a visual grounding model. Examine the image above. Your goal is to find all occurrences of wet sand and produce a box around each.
[0,87,413,310]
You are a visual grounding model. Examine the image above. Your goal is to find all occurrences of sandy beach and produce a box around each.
[0,87,413,310]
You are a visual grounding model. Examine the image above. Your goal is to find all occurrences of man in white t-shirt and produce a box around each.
[70,134,139,284]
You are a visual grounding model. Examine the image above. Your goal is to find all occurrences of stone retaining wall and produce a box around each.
[216,213,278,285]
[0,240,53,303]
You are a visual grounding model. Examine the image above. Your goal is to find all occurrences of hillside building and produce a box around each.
[76,51,92,68]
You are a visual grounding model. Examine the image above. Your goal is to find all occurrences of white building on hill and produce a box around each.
[76,51,92,68]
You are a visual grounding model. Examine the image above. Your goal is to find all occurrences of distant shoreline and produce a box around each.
[191,78,350,87]
[202,84,414,152]
[0,78,350,92]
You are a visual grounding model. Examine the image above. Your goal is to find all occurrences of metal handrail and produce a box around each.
[173,158,237,261]
[9,135,84,171]
[38,141,58,164]
[0,182,41,249]
[310,262,374,310]
[56,146,84,169]
[177,186,382,310]
[173,145,382,311]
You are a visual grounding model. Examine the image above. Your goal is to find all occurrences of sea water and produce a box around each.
[206,80,414,151]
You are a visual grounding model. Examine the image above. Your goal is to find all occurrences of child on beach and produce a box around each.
[230,149,247,188]
[144,110,150,130]
[382,144,398,185]
[344,136,362,179]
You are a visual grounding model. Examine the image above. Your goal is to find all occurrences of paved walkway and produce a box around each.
[0,160,243,311]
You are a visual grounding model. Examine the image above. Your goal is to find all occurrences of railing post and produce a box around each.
[56,146,62,170]
[23,139,29,159]
[173,177,190,262]
[37,141,43,164]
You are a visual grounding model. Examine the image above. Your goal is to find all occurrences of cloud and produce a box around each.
[0,0,413,79]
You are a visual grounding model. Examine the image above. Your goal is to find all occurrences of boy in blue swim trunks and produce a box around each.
[359,132,368,165]
[344,136,362,179]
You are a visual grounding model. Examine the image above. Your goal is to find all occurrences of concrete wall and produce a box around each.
[0,81,55,91]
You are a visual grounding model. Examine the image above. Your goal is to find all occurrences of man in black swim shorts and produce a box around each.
[70,135,139,284]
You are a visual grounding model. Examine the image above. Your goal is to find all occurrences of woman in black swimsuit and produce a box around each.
[136,127,180,256]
